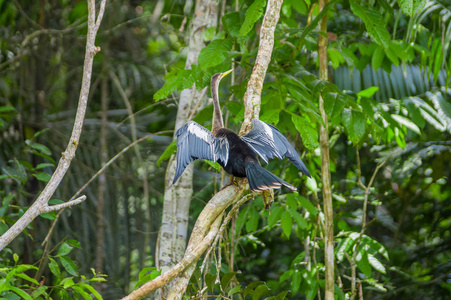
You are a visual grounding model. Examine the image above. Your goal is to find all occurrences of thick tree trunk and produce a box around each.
[318,0,334,299]
[156,0,218,297]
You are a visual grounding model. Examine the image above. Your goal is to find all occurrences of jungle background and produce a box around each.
[1,0,450,299]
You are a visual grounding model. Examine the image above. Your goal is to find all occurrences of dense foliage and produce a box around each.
[1,0,450,299]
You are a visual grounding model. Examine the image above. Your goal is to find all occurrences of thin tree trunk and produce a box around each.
[0,0,106,251]
[156,0,218,297]
[318,0,334,299]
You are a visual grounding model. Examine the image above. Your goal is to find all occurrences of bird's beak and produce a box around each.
[222,69,233,78]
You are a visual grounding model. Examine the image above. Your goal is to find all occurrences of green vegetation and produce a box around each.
[1,0,450,299]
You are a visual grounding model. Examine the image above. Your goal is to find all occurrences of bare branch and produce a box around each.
[239,0,283,136]
[121,213,223,300]
[40,196,87,213]
[0,0,107,252]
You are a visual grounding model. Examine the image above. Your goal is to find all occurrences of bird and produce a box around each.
[172,69,311,192]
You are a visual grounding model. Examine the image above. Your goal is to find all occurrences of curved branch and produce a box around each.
[0,0,107,252]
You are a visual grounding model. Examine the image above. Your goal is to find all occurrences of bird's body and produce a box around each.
[173,70,311,192]
[215,128,255,178]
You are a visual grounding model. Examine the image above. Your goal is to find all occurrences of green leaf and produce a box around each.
[35,163,54,170]
[399,0,427,16]
[305,176,318,193]
[59,256,78,276]
[288,209,308,229]
[221,272,237,290]
[198,38,233,70]
[349,0,390,49]
[367,254,386,274]
[48,257,61,277]
[281,210,292,238]
[72,286,91,300]
[297,196,318,216]
[260,109,280,125]
[15,273,39,285]
[356,251,372,277]
[391,114,421,135]
[228,285,243,296]
[268,205,284,228]
[291,270,302,294]
[0,106,16,113]
[342,108,366,144]
[364,278,387,292]
[29,143,52,156]
[56,243,74,257]
[246,208,259,233]
[204,160,222,172]
[291,114,319,151]
[252,284,270,300]
[33,172,51,182]
[372,45,385,71]
[8,286,33,300]
[157,140,176,167]
[239,0,266,37]
[222,12,241,37]
[357,86,379,98]
[78,283,103,300]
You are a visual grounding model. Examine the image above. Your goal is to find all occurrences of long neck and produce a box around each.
[211,79,224,135]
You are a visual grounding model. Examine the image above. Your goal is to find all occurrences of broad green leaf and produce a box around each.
[33,172,51,182]
[15,273,39,285]
[78,283,103,300]
[48,257,61,277]
[266,290,290,300]
[357,86,379,98]
[391,114,421,135]
[367,253,386,274]
[281,210,292,238]
[228,285,243,296]
[291,114,319,151]
[342,108,366,144]
[305,176,318,193]
[56,243,74,257]
[268,205,284,228]
[30,143,52,156]
[399,0,427,16]
[222,11,241,37]
[260,109,280,124]
[372,45,384,71]
[408,97,446,131]
[221,272,237,290]
[291,270,302,294]
[288,209,308,229]
[356,251,372,277]
[246,208,259,233]
[35,163,54,170]
[204,160,222,172]
[364,278,387,292]
[156,140,176,167]
[349,0,390,49]
[239,0,266,37]
[71,286,91,300]
[198,38,233,70]
[297,195,318,216]
[8,286,33,300]
[252,284,270,300]
[59,256,78,276]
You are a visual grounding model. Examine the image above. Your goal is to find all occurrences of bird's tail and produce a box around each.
[245,163,297,192]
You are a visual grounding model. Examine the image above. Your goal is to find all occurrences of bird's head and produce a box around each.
[211,69,233,87]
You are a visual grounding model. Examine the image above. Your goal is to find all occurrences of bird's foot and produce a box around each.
[221,175,238,190]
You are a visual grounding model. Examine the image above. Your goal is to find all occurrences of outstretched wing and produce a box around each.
[173,121,229,183]
[241,119,311,177]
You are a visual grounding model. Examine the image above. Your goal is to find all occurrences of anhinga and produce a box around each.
[173,70,311,192]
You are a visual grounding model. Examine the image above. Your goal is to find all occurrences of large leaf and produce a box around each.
[239,0,266,37]
[342,108,366,144]
[349,0,391,49]
[198,38,233,70]
[291,114,319,151]
[399,0,427,16]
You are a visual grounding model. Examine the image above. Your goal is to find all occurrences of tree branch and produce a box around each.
[0,0,107,252]
[121,210,224,300]
[40,196,87,213]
